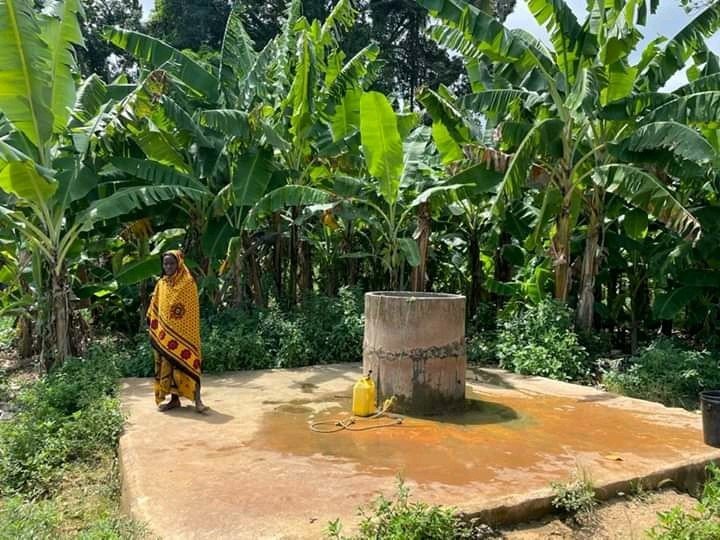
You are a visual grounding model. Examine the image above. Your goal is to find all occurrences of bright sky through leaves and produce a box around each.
[506,0,720,90]
[139,0,717,89]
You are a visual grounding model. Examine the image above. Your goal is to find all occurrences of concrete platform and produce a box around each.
[119,364,720,539]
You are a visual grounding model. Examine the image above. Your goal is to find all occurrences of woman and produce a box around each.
[147,250,207,412]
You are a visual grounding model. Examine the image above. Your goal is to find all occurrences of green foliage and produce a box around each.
[326,477,480,540]
[550,470,597,519]
[0,336,146,538]
[467,333,497,365]
[648,464,720,539]
[603,339,720,409]
[496,300,590,381]
[146,0,231,51]
[0,496,59,539]
[0,317,15,352]
[204,288,364,370]
[0,354,123,496]
[0,456,147,539]
[113,288,365,376]
[77,0,142,80]
[466,304,498,364]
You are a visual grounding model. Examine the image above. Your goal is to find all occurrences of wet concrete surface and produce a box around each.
[119,364,720,539]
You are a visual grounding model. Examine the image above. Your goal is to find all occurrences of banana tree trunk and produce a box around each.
[607,267,619,336]
[345,220,358,287]
[410,202,430,292]
[272,212,283,304]
[577,197,601,330]
[243,233,265,308]
[47,269,70,370]
[467,232,484,319]
[69,310,89,358]
[661,319,673,336]
[553,189,572,302]
[492,231,512,308]
[18,315,33,359]
[629,266,648,355]
[298,237,312,299]
[289,207,299,307]
[229,264,244,307]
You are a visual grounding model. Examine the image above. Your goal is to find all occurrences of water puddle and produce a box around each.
[250,387,704,487]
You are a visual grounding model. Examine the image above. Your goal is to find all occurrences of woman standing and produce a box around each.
[147,250,207,412]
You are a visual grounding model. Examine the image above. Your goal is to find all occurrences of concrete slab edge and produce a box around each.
[456,453,720,526]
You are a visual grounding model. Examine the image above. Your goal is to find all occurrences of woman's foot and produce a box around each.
[159,396,180,411]
[194,399,208,413]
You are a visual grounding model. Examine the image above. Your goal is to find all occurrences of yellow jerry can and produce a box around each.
[352,374,377,417]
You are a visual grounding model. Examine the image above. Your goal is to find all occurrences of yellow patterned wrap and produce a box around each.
[146,250,202,404]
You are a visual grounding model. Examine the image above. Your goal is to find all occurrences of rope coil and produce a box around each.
[309,397,404,433]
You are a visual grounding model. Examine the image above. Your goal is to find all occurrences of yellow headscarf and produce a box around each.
[146,250,202,378]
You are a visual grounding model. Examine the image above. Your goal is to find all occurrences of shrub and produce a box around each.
[104,336,154,378]
[326,477,486,540]
[0,354,123,496]
[0,317,15,353]
[0,456,147,540]
[466,303,498,364]
[114,288,365,376]
[0,370,8,404]
[467,334,497,364]
[648,464,720,539]
[294,288,364,364]
[496,299,589,381]
[550,470,597,520]
[603,338,720,409]
[0,496,59,539]
[257,310,310,368]
[202,310,271,372]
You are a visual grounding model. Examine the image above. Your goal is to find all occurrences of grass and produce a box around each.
[628,478,653,503]
[647,464,720,539]
[325,477,491,539]
[550,468,597,524]
[0,452,148,539]
[0,341,148,539]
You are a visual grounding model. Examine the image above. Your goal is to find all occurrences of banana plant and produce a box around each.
[245,90,471,290]
[235,0,381,302]
[416,0,719,329]
[0,0,209,366]
[106,0,383,304]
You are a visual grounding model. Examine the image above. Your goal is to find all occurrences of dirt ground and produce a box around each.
[500,489,698,539]
[0,352,40,420]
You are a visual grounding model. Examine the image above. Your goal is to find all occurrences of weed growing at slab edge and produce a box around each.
[550,469,597,523]
[325,477,500,539]
[648,464,720,539]
[628,478,653,503]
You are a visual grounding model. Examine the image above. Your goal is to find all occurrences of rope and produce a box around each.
[309,397,404,433]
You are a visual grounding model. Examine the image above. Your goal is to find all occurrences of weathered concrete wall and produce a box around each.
[363,292,466,415]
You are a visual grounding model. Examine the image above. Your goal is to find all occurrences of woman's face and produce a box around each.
[163,254,179,277]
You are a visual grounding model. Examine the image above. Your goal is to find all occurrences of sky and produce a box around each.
[141,0,153,19]
[505,0,720,90]
[138,0,719,89]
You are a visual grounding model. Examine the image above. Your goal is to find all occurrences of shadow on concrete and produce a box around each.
[578,392,620,403]
[467,366,516,389]
[294,363,361,388]
[164,406,234,425]
[289,381,320,394]
[411,399,520,426]
[203,370,267,388]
